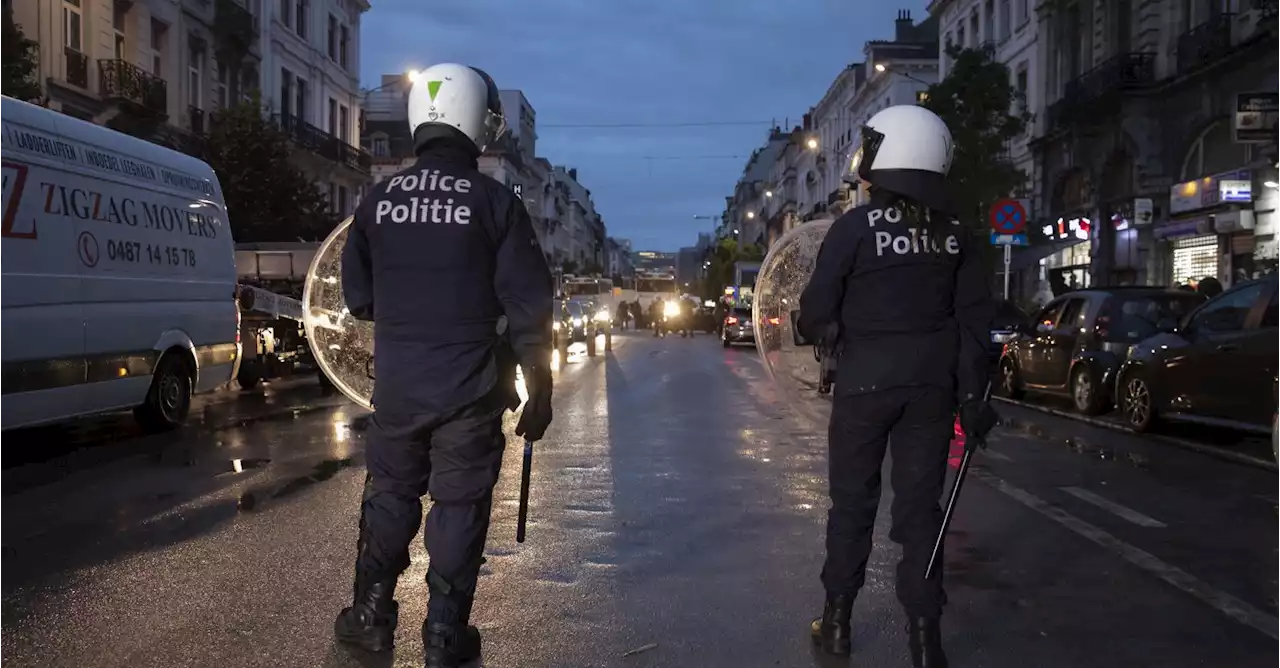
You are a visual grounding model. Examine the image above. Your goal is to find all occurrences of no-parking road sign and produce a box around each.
[989,198,1029,246]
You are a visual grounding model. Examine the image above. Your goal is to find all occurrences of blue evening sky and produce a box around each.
[361,0,930,251]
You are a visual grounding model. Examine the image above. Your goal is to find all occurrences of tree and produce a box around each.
[920,44,1032,266]
[3,6,43,103]
[702,237,764,299]
[199,93,336,242]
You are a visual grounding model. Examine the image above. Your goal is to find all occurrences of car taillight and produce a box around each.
[768,317,780,325]
[725,316,739,325]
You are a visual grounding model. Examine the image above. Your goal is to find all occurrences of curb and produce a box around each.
[993,396,1278,473]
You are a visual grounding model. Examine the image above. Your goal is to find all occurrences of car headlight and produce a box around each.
[553,321,561,331]
[664,302,680,317]
[572,317,582,327]
[594,309,610,322]
[991,331,1016,344]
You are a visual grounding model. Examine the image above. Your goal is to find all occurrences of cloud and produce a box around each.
[361,0,931,250]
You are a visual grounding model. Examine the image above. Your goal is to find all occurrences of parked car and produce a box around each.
[998,287,1206,414]
[1115,275,1277,434]
[989,299,1031,368]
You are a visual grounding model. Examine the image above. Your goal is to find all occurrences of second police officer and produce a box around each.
[333,63,555,668]
[797,105,998,668]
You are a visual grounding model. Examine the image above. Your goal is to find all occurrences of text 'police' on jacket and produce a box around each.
[376,169,474,225]
[867,207,961,257]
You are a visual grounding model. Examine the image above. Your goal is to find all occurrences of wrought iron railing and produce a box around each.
[98,59,168,116]
[275,114,371,173]
[65,47,88,88]
[214,0,257,49]
[1176,13,1236,74]
[189,106,205,134]
[1045,52,1156,130]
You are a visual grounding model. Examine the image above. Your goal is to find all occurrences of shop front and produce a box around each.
[1158,168,1258,287]
[1037,215,1093,295]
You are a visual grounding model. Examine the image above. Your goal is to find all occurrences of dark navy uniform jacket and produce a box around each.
[798,202,994,402]
[341,143,554,418]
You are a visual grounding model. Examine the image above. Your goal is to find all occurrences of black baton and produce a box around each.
[516,439,534,543]
[925,382,992,581]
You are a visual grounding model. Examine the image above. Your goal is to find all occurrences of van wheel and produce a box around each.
[136,353,193,433]
[238,359,263,390]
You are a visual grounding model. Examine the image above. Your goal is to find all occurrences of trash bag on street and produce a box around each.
[303,216,376,410]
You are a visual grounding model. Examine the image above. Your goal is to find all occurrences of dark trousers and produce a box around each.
[821,385,954,618]
[355,390,507,598]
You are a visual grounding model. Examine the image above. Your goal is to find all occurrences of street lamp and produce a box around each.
[765,190,774,198]
[806,137,819,150]
[874,62,932,86]
[746,211,756,220]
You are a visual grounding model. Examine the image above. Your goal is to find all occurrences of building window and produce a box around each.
[1015,65,1028,113]
[328,97,337,134]
[339,105,349,142]
[149,20,166,77]
[327,14,337,60]
[280,67,293,117]
[295,76,309,122]
[338,185,349,216]
[215,60,229,108]
[188,43,203,109]
[63,0,83,51]
[998,0,1011,41]
[984,0,995,42]
[916,90,929,104]
[1017,0,1028,25]
[339,25,349,69]
[278,0,290,26]
[294,0,308,39]
[112,2,126,59]
[969,9,979,46]
[371,135,389,156]
[956,25,966,50]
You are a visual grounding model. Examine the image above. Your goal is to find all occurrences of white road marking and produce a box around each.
[1060,486,1167,528]
[973,470,1279,640]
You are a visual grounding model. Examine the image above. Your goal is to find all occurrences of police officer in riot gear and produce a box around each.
[333,63,554,668]
[797,105,997,667]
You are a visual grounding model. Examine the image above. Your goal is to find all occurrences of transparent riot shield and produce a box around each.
[302,216,375,410]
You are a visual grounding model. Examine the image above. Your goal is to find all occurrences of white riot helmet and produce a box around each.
[846,105,955,214]
[406,63,507,153]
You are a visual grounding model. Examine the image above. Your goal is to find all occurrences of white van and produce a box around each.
[1,96,240,432]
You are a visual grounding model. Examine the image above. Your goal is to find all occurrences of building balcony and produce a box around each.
[1176,13,1236,74]
[275,114,371,174]
[98,59,167,118]
[1044,52,1155,131]
[64,47,89,88]
[214,0,257,52]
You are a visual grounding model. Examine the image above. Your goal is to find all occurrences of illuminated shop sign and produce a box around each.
[1042,216,1091,241]
[1219,179,1251,203]
[1169,169,1252,215]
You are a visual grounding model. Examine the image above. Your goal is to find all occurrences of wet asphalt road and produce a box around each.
[2,332,1277,668]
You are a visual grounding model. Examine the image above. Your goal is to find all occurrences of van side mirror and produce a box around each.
[789,309,814,346]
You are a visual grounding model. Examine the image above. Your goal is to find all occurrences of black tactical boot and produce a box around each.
[809,593,854,655]
[334,579,399,652]
[422,592,482,668]
[907,617,948,668]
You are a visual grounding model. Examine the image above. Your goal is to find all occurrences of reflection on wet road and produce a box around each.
[2,332,1276,668]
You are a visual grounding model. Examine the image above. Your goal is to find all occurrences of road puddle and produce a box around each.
[997,417,1150,469]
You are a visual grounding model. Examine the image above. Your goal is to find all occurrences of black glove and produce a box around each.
[516,364,553,441]
[959,399,998,452]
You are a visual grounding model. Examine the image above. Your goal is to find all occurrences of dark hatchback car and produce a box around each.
[722,306,755,347]
[1116,275,1277,435]
[998,287,1206,414]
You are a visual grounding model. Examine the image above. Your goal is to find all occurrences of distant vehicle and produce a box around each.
[722,306,756,348]
[636,273,678,311]
[562,275,615,322]
[998,287,1205,415]
[989,299,1031,368]
[554,298,602,357]
[1116,275,1277,434]
[1,95,240,432]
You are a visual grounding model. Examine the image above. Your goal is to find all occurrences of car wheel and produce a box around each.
[1119,370,1157,433]
[722,335,732,348]
[1070,366,1104,415]
[136,352,194,433]
[998,359,1024,399]
[1271,413,1277,463]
